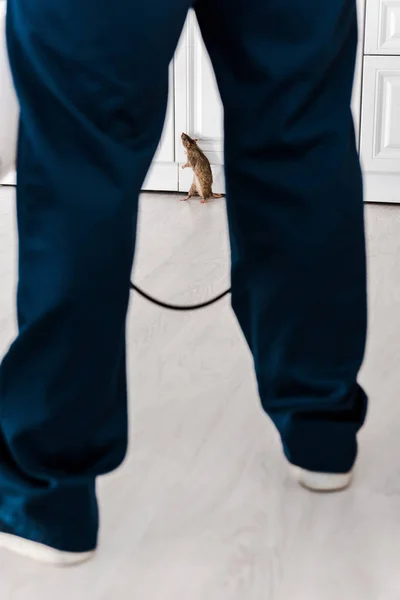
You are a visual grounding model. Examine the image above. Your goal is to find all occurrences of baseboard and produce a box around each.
[363,172,400,204]
[0,169,16,186]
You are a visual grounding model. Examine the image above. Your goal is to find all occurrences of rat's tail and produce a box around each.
[212,193,224,199]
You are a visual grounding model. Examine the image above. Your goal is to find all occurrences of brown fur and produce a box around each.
[181,133,224,203]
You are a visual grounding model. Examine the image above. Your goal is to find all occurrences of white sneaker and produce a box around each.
[290,465,353,492]
[0,531,95,566]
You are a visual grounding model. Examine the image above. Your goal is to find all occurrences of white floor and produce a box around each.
[0,187,400,599]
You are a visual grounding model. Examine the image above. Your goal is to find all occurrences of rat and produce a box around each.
[181,133,224,204]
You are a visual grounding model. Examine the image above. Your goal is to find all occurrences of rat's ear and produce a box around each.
[193,138,199,142]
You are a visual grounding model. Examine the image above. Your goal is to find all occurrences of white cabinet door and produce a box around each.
[175,12,225,194]
[360,55,400,202]
[142,64,178,191]
[365,0,400,54]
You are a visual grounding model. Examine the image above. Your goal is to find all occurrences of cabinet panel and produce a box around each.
[360,56,400,202]
[142,63,178,191]
[365,0,400,54]
[360,56,400,171]
[152,64,175,165]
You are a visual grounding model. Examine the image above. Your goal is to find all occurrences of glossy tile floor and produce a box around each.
[0,186,400,599]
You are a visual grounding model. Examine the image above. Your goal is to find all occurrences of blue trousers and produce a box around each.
[1,0,367,552]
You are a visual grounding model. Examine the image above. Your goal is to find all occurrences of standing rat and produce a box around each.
[181,133,224,203]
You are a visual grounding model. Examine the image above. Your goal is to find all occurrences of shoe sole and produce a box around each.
[290,465,353,492]
[0,532,95,566]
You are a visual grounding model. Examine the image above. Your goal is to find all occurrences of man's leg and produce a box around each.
[0,0,190,555]
[197,0,367,477]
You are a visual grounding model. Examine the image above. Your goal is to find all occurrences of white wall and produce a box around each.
[0,1,18,182]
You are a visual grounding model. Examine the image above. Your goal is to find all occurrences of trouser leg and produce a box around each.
[197,0,367,472]
[0,0,190,551]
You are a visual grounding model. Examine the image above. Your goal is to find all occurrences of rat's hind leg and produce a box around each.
[181,181,199,201]
[196,180,212,204]
[200,185,212,204]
